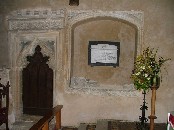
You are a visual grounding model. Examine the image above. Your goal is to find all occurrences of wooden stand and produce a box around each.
[148,85,158,130]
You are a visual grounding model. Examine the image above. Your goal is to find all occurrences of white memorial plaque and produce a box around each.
[88,41,120,67]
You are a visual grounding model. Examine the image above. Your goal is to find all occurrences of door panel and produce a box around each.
[22,45,53,116]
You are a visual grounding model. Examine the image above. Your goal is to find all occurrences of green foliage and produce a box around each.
[131,47,170,91]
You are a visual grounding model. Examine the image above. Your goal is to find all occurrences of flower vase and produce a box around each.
[150,76,160,89]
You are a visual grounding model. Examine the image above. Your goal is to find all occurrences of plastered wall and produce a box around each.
[0,0,174,127]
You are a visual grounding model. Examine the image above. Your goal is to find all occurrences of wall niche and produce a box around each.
[66,10,144,97]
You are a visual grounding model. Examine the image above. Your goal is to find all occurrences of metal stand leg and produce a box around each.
[136,91,149,130]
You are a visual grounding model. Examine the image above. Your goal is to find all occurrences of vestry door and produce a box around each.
[22,45,53,116]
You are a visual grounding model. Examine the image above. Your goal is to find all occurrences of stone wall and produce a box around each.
[0,0,174,127]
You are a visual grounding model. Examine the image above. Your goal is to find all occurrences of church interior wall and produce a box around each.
[0,0,174,127]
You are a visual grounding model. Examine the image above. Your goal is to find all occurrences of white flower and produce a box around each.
[140,66,145,69]
[136,72,141,75]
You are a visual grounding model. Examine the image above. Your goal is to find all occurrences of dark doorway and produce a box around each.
[22,45,53,116]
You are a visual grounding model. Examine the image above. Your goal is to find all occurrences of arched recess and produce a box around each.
[9,32,58,117]
[8,31,61,117]
[65,10,144,97]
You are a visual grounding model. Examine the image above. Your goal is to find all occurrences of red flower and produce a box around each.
[169,114,174,128]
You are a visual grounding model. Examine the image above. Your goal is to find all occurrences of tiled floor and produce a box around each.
[62,120,167,130]
[0,116,167,130]
[0,115,41,130]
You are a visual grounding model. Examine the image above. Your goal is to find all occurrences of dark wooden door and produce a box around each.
[22,45,53,116]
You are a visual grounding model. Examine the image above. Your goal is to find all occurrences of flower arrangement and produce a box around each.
[131,47,170,91]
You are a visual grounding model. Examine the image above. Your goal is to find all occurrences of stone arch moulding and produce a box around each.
[65,10,144,97]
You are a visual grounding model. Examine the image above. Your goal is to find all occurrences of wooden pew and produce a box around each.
[30,105,63,130]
